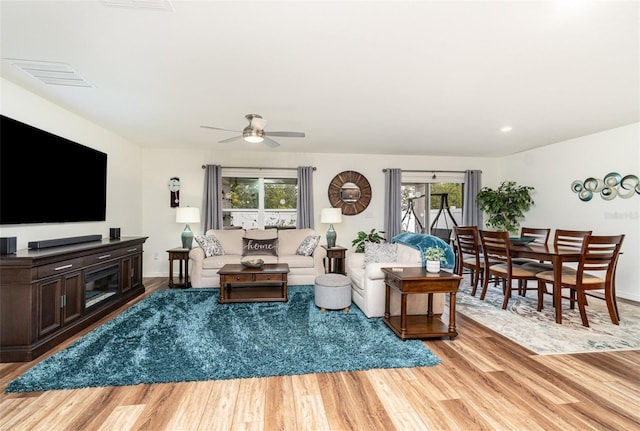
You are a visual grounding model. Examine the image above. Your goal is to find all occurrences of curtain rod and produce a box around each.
[202,165,316,170]
[381,169,474,174]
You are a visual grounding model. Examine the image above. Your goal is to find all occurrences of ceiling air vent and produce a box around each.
[6,59,93,88]
[101,0,174,11]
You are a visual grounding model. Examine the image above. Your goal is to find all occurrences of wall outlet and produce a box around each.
[153,252,159,260]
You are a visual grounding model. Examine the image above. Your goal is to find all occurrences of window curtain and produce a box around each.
[296,166,314,229]
[462,169,482,227]
[384,168,402,241]
[202,164,223,232]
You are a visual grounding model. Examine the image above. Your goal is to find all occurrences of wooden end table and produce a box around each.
[381,267,462,340]
[217,263,290,303]
[321,245,347,275]
[167,247,190,288]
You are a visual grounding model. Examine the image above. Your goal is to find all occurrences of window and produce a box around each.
[401,172,464,242]
[222,169,297,229]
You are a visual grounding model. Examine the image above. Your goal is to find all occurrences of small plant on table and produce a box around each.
[424,246,447,263]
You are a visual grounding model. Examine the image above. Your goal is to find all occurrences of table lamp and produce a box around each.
[321,207,342,248]
[176,207,200,249]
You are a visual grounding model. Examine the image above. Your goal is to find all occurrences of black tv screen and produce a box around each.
[0,115,107,225]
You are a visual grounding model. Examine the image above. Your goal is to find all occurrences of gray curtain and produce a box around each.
[462,169,482,227]
[296,166,314,228]
[202,164,223,232]
[384,168,402,241]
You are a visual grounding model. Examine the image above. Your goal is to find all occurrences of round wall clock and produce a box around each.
[328,171,372,215]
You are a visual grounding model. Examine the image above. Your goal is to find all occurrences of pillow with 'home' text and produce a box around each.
[242,237,278,256]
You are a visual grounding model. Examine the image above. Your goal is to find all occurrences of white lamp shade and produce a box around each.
[176,207,200,224]
[320,208,342,224]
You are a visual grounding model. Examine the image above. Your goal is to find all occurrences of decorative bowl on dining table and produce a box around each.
[509,237,536,245]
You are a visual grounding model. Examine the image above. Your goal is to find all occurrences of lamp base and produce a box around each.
[326,224,337,249]
[181,224,194,249]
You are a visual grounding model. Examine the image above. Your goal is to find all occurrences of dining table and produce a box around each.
[509,242,584,324]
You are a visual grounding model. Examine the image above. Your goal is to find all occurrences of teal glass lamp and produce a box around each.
[321,208,342,248]
[176,207,200,249]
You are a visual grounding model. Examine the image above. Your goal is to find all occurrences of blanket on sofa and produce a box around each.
[391,232,456,269]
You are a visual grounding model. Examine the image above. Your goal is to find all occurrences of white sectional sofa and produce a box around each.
[189,228,326,288]
[346,243,447,318]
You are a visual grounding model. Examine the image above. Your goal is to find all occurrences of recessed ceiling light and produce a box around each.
[500,126,513,133]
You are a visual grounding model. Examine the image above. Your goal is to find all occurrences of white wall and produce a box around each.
[0,78,144,249]
[501,123,640,301]
[141,149,499,277]
[3,78,638,301]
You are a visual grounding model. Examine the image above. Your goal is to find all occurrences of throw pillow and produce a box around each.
[242,237,278,256]
[194,234,225,257]
[296,235,321,256]
[363,242,397,268]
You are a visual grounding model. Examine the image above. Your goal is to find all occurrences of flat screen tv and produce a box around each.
[0,115,107,225]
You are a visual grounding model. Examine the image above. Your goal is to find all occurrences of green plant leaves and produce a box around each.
[352,228,386,253]
[476,181,534,234]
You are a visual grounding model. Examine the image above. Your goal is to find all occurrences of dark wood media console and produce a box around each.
[0,236,148,362]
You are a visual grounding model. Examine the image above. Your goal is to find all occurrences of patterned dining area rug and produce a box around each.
[453,277,640,355]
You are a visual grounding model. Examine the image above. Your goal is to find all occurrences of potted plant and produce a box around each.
[352,229,385,253]
[423,246,447,273]
[475,181,535,235]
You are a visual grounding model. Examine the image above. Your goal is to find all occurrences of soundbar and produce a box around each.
[28,234,102,250]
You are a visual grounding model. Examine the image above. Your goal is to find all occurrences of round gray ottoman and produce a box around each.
[314,273,351,313]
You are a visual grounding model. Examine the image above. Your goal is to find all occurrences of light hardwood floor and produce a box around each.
[1,277,639,431]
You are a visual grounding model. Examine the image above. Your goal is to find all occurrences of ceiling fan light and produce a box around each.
[244,135,264,143]
[243,127,264,143]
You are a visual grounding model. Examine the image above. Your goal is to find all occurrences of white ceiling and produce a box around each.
[1,1,638,157]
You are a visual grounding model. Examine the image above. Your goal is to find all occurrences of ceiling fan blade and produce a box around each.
[218,135,244,144]
[264,131,306,138]
[251,117,267,130]
[201,125,241,133]
[263,137,280,148]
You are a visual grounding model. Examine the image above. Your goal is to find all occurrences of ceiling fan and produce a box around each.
[200,114,305,148]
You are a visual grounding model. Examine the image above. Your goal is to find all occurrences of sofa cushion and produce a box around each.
[202,254,278,270]
[278,228,317,255]
[206,229,246,255]
[363,242,398,268]
[296,235,321,256]
[244,229,278,240]
[243,237,278,256]
[194,234,224,257]
[281,254,314,268]
[202,254,244,269]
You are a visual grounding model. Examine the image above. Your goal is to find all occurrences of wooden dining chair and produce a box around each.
[453,226,485,296]
[536,234,625,327]
[521,229,591,273]
[479,230,540,309]
[511,227,551,265]
[511,227,552,296]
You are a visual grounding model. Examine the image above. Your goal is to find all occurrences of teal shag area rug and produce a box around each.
[6,286,440,393]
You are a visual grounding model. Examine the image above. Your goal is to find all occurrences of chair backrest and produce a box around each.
[577,234,625,284]
[553,229,592,250]
[479,230,511,266]
[453,226,481,273]
[520,227,550,245]
[453,226,480,256]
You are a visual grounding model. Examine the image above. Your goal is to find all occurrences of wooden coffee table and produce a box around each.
[381,266,462,340]
[217,263,290,303]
